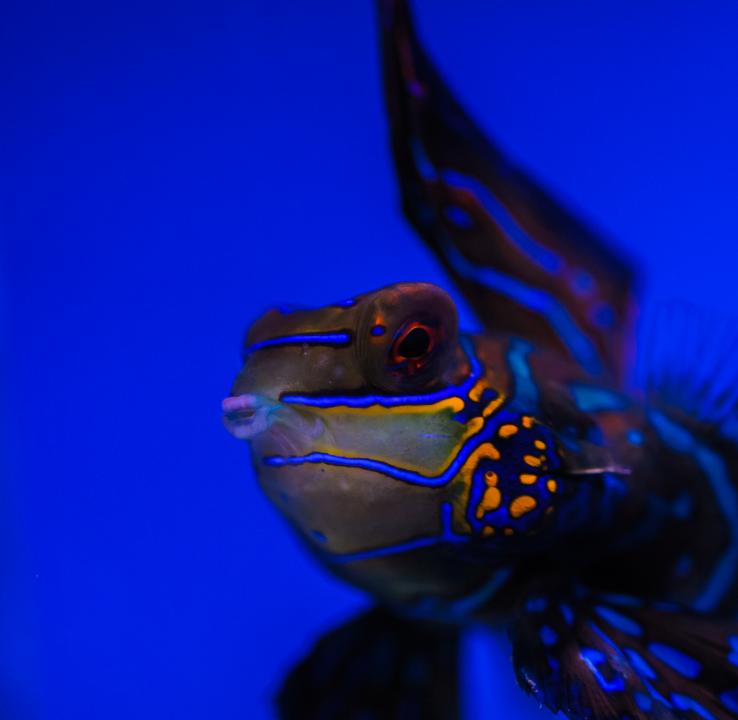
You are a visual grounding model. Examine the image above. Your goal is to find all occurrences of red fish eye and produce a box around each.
[390,322,436,369]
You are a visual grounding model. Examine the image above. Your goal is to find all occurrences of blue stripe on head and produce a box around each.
[280,334,483,408]
[243,331,352,356]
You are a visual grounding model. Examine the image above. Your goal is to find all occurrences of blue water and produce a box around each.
[3,0,738,718]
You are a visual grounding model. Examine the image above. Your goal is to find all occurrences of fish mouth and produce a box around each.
[222,393,279,440]
[222,393,326,446]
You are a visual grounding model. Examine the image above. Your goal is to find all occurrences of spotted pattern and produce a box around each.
[461,413,561,537]
[515,592,738,720]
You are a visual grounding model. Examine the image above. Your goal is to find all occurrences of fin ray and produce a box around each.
[512,588,738,720]
[639,302,738,434]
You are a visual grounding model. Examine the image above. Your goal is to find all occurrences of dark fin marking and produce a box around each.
[640,302,738,435]
[277,607,461,719]
[377,0,639,383]
[512,588,738,719]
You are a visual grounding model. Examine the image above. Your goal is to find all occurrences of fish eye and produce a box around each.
[357,283,458,392]
[391,323,435,364]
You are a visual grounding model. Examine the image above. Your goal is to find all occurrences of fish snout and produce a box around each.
[222,393,277,440]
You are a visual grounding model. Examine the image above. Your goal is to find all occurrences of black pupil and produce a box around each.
[397,327,431,358]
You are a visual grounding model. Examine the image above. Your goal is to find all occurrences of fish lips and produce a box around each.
[222,393,277,440]
[222,393,325,447]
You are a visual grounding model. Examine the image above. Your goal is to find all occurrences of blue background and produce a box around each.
[3,1,738,718]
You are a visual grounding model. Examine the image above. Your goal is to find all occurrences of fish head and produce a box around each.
[223,282,476,559]
[224,282,569,598]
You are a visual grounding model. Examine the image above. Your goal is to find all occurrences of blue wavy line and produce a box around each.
[442,169,562,273]
[263,415,503,488]
[328,503,464,564]
[438,237,602,376]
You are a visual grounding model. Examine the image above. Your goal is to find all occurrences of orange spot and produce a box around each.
[484,470,499,486]
[522,416,534,428]
[482,526,495,537]
[469,379,489,402]
[520,473,538,485]
[498,424,519,438]
[547,480,557,493]
[484,443,501,460]
[454,441,502,535]
[482,395,505,418]
[534,439,546,450]
[475,486,502,518]
[510,495,537,518]
[524,455,542,468]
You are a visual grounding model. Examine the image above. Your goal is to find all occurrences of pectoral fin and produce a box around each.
[512,588,738,719]
[277,606,461,719]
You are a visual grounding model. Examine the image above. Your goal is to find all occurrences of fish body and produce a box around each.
[224,2,738,718]
[226,296,737,622]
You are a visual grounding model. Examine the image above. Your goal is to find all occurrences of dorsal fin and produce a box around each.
[378,0,640,384]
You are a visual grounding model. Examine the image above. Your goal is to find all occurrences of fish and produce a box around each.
[223,1,738,718]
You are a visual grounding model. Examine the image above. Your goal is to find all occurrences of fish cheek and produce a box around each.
[234,344,362,399]
[255,463,445,556]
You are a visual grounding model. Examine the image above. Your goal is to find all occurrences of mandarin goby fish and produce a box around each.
[223,2,738,719]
